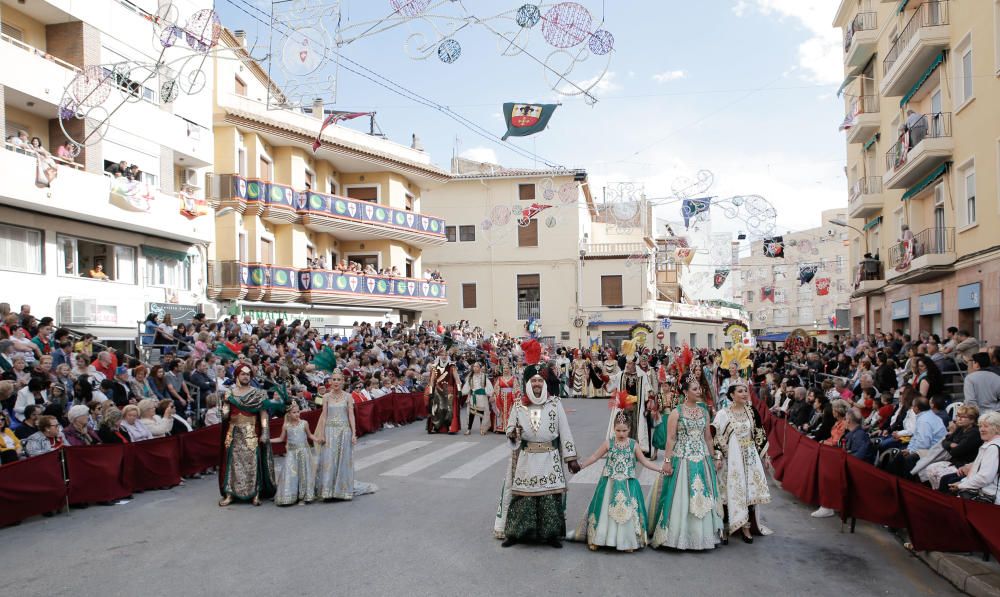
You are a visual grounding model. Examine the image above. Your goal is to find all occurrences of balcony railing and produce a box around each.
[885,112,951,172]
[883,1,949,75]
[844,12,877,52]
[847,94,879,116]
[852,259,884,288]
[0,31,81,74]
[3,140,82,170]
[888,227,954,270]
[583,242,648,256]
[517,300,541,320]
[849,177,882,201]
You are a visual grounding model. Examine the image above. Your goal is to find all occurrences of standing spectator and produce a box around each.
[964,353,1000,414]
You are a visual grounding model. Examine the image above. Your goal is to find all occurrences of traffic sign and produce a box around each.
[656,331,665,340]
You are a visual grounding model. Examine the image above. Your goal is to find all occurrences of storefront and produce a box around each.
[891,298,910,334]
[918,292,943,337]
[237,303,399,338]
[958,283,981,340]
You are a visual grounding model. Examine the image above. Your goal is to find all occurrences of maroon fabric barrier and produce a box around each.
[900,483,985,553]
[772,423,800,482]
[65,445,130,504]
[355,400,376,435]
[843,453,906,528]
[179,427,221,476]
[373,396,394,428]
[393,392,415,425]
[414,392,429,418]
[966,501,1000,561]
[125,436,182,492]
[782,436,820,505]
[817,444,847,513]
[0,451,66,526]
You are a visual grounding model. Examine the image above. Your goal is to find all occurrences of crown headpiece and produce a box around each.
[686,355,702,388]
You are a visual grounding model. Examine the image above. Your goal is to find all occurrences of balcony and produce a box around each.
[881,2,950,97]
[852,259,886,296]
[884,112,952,189]
[844,95,880,145]
[582,242,649,257]
[847,177,883,219]
[209,174,447,247]
[207,261,448,310]
[517,301,541,320]
[887,227,955,283]
[844,12,878,71]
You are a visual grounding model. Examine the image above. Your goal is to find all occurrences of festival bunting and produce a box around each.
[762,236,785,258]
[760,286,775,302]
[179,190,208,219]
[713,268,730,289]
[519,202,553,223]
[501,102,558,140]
[798,265,818,286]
[681,197,711,230]
[311,111,371,152]
[674,247,695,267]
[816,277,831,296]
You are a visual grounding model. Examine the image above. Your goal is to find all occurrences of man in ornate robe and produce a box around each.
[219,363,278,506]
[426,349,461,434]
[496,372,580,547]
[606,359,652,455]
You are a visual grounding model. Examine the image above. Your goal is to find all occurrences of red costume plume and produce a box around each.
[608,389,631,411]
[521,339,541,366]
[673,344,693,379]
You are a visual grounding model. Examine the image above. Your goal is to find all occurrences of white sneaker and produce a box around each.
[811,507,835,518]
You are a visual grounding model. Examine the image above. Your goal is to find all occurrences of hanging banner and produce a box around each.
[760,286,775,302]
[713,268,730,289]
[816,277,831,296]
[798,265,818,286]
[681,197,711,230]
[501,102,558,140]
[762,236,785,258]
[179,190,208,219]
[674,247,695,267]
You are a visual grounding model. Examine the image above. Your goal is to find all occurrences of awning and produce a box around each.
[141,244,190,263]
[897,0,910,14]
[900,52,945,107]
[901,161,950,201]
[863,132,880,151]
[757,332,789,342]
[863,216,883,231]
[67,326,137,342]
[837,73,858,97]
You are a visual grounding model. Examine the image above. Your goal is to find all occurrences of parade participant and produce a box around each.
[647,359,724,550]
[577,402,660,552]
[314,369,377,500]
[637,352,660,457]
[218,363,277,507]
[270,401,318,506]
[606,341,652,455]
[496,364,580,548]
[425,347,461,434]
[462,361,493,435]
[713,382,772,543]
[588,353,609,399]
[492,362,518,433]
[571,350,590,399]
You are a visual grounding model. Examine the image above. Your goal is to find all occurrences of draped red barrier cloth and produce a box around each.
[354,400,376,435]
[782,436,820,505]
[817,444,847,514]
[373,396,394,428]
[0,451,65,527]
[900,482,985,553]
[393,393,415,425]
[414,392,428,418]
[125,436,182,492]
[966,501,1000,561]
[179,427,220,476]
[772,423,800,482]
[844,456,906,528]
[65,445,130,504]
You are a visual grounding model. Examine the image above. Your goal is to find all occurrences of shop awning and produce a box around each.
[900,52,945,107]
[897,0,910,14]
[141,244,190,263]
[863,132,880,151]
[901,161,950,201]
[757,332,789,342]
[863,216,883,231]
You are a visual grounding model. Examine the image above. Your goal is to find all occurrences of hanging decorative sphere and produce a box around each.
[437,38,461,63]
[588,29,614,55]
[391,0,431,17]
[515,4,541,28]
[542,2,592,48]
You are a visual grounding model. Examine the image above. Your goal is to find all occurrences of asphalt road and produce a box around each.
[0,400,960,597]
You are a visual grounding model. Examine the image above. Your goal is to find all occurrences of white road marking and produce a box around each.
[355,441,431,471]
[354,439,389,452]
[569,459,606,485]
[440,444,513,479]
[381,442,476,477]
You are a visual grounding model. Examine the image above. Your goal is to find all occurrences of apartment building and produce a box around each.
[834,0,1000,342]
[206,30,450,335]
[735,209,851,339]
[0,0,214,346]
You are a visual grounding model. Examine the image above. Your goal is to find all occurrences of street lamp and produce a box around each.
[829,218,868,253]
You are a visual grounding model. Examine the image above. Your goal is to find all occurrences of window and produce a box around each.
[259,157,272,180]
[462,283,477,309]
[745,290,754,304]
[350,254,379,269]
[517,218,539,247]
[894,205,905,238]
[260,238,274,264]
[459,225,476,242]
[669,331,677,346]
[516,274,540,319]
[689,333,697,346]
[304,169,315,190]
[1,22,24,41]
[58,235,136,284]
[405,193,415,211]
[238,232,247,262]
[237,133,247,177]
[707,333,715,349]
[959,160,977,227]
[601,275,623,306]
[956,35,974,106]
[146,256,191,290]
[346,186,378,202]
[235,76,247,96]
[445,226,457,243]
[518,183,535,201]
[0,223,42,274]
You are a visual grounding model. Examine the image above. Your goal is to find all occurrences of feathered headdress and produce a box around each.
[720,345,753,372]
[671,344,694,379]
[310,346,337,373]
[620,340,636,363]
[521,338,543,386]
[608,390,637,425]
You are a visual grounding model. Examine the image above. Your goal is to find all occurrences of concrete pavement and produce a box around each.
[0,400,962,596]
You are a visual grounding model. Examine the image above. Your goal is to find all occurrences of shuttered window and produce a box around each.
[462,283,477,309]
[601,275,623,306]
[518,183,535,200]
[517,218,538,247]
[445,226,456,242]
[347,186,378,202]
[459,225,476,241]
[517,274,539,289]
[235,76,247,96]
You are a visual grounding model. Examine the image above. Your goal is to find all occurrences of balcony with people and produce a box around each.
[852,256,886,296]
[883,111,952,189]
[887,225,956,283]
[880,1,950,97]
[842,94,880,145]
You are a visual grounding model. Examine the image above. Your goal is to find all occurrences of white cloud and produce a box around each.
[573,71,622,95]
[460,146,499,164]
[733,0,842,85]
[652,70,687,83]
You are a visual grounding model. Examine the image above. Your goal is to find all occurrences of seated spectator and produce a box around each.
[804,388,835,442]
[57,143,74,161]
[947,411,1000,503]
[0,411,23,464]
[14,377,48,422]
[63,404,101,446]
[921,405,983,490]
[108,367,132,407]
[97,405,129,444]
[164,359,191,412]
[23,415,64,457]
[14,404,41,440]
[203,393,221,426]
[887,397,947,478]
[130,365,156,401]
[137,398,173,438]
[91,350,118,381]
[821,399,850,446]
[951,330,981,364]
[964,353,1000,414]
[189,358,215,401]
[72,353,97,380]
[931,395,950,427]
[843,408,875,463]
[120,404,153,441]
[157,399,191,435]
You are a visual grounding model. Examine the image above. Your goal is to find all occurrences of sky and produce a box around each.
[216,0,848,239]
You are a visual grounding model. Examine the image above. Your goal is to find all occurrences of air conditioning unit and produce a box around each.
[200,302,219,321]
[183,168,200,189]
[57,297,97,326]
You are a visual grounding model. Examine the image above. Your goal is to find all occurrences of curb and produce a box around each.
[916,550,1000,597]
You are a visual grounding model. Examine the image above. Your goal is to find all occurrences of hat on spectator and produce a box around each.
[67,404,90,422]
[116,366,128,375]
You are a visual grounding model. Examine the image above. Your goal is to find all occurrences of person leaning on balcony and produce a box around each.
[964,353,1000,414]
[88,262,110,280]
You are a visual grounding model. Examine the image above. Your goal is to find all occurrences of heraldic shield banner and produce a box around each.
[501,102,558,140]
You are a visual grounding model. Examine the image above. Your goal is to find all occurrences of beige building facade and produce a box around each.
[834,0,1000,343]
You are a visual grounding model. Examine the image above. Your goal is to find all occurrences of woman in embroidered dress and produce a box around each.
[712,382,771,544]
[271,402,318,506]
[578,411,660,552]
[462,361,494,435]
[647,370,724,550]
[571,352,590,399]
[314,370,377,501]
[492,363,517,433]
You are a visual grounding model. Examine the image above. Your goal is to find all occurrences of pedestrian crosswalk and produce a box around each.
[344,437,664,485]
